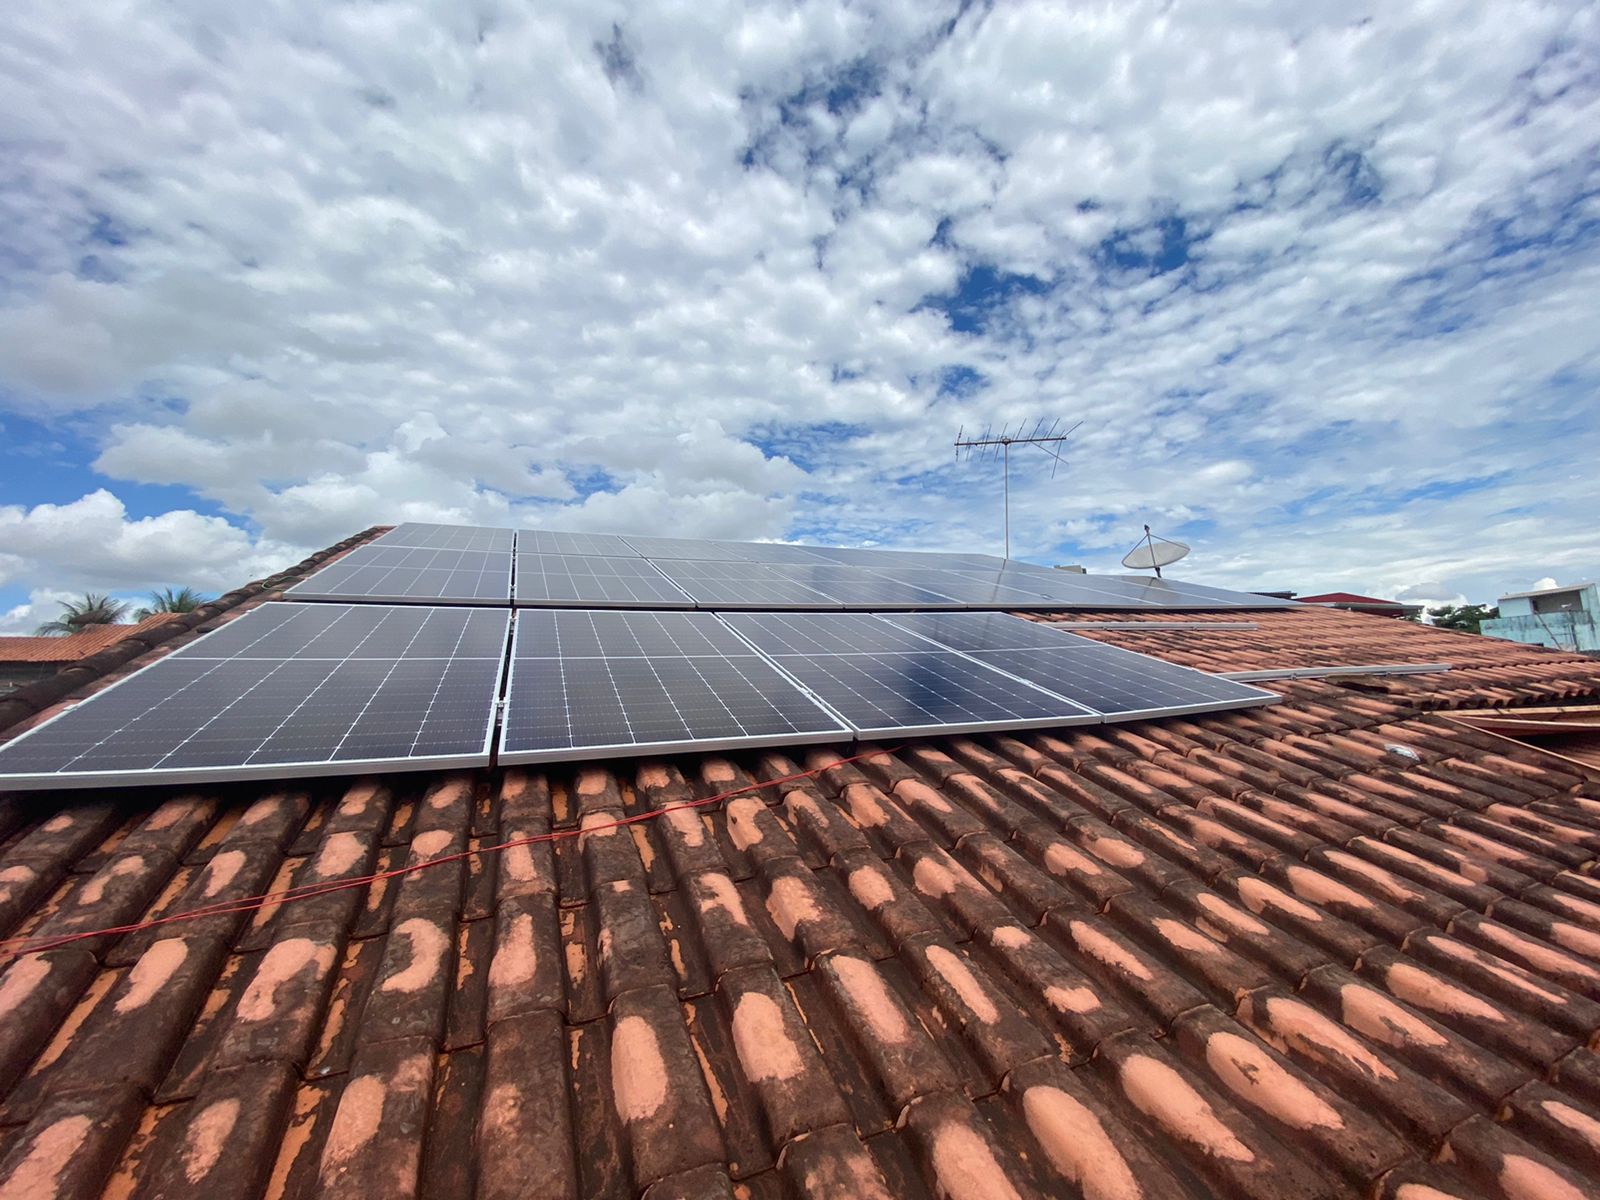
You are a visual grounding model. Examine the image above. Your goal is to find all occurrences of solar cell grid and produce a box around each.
[881,610,1279,719]
[802,546,1005,569]
[0,604,507,789]
[651,559,764,581]
[868,569,1067,607]
[501,610,848,761]
[373,523,515,552]
[288,544,511,604]
[758,565,965,608]
[945,568,1156,606]
[965,646,1278,719]
[1108,576,1287,608]
[720,611,938,655]
[883,610,1100,653]
[513,554,692,607]
[718,612,1099,736]
[753,651,1096,736]
[620,536,752,561]
[183,599,510,659]
[649,561,839,609]
[517,529,641,557]
[726,543,840,564]
[515,608,757,658]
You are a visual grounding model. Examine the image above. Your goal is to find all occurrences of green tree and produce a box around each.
[1427,603,1499,634]
[135,586,208,620]
[34,593,130,636]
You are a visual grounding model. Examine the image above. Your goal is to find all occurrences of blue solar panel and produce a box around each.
[514,554,693,607]
[718,612,1100,737]
[288,545,511,604]
[500,610,849,760]
[517,529,642,557]
[649,561,840,608]
[760,565,968,608]
[0,605,508,790]
[0,512,1297,795]
[620,536,751,561]
[883,611,1280,720]
[373,523,515,552]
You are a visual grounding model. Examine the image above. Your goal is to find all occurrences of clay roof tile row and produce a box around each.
[0,543,1598,1198]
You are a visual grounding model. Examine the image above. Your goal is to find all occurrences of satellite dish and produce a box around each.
[1122,525,1190,577]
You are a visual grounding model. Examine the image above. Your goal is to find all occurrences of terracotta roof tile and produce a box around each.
[0,615,185,665]
[2,559,1600,1196]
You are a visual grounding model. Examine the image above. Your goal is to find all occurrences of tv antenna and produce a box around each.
[954,418,1081,559]
[1121,525,1190,578]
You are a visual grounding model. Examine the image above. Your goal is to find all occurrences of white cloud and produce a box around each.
[0,490,294,597]
[0,0,1595,607]
[0,592,70,637]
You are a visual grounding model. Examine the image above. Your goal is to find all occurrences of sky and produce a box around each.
[1,0,1598,633]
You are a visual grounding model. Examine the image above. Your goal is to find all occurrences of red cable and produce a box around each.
[0,745,903,958]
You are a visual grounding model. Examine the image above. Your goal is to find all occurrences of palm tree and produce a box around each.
[134,586,208,621]
[34,593,130,636]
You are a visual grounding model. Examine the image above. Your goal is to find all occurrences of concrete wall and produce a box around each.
[1482,609,1600,653]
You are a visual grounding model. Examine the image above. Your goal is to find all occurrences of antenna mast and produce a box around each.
[954,418,1081,559]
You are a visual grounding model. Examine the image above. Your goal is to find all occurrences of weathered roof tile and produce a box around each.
[1170,1004,1410,1183]
[3,589,1600,1198]
[1094,1030,1339,1200]
[811,950,960,1113]
[1438,1112,1595,1200]
[716,964,851,1145]
[478,1007,577,1200]
[133,1060,298,1200]
[609,984,727,1187]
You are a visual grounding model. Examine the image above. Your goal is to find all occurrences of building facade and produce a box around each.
[1482,580,1600,653]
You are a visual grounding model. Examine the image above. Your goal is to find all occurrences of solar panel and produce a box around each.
[517,529,642,557]
[372,523,516,552]
[1106,576,1295,609]
[500,610,849,762]
[876,610,1104,653]
[620,536,752,561]
[760,565,968,609]
[287,544,511,604]
[803,546,1008,570]
[0,604,508,790]
[649,561,840,609]
[882,611,1279,720]
[725,542,841,564]
[718,612,1100,738]
[854,567,1073,608]
[513,554,693,607]
[938,567,1161,607]
[942,565,1292,610]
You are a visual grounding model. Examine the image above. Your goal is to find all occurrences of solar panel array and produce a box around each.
[0,520,1286,791]
[286,523,1293,611]
[0,605,507,790]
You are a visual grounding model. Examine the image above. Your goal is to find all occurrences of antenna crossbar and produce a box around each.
[953,419,1081,559]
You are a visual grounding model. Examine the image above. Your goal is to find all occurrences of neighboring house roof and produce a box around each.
[0,615,184,664]
[1500,582,1597,602]
[0,532,1598,1199]
[1296,592,1410,606]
